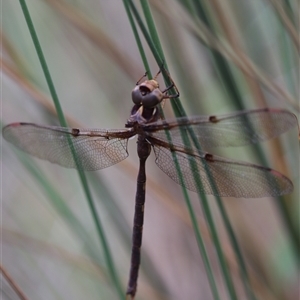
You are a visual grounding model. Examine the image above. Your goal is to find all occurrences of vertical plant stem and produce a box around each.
[18,1,124,298]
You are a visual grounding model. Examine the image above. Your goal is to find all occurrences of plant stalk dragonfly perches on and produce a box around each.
[3,70,298,299]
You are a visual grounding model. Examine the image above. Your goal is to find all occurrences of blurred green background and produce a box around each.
[2,1,299,299]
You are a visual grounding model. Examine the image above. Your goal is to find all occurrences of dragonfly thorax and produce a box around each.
[125,103,160,128]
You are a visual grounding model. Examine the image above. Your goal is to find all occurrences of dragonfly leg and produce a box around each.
[153,68,162,80]
[162,83,180,99]
[153,64,180,99]
[136,72,148,85]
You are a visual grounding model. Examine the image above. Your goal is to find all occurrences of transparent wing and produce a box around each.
[145,108,298,149]
[3,123,134,171]
[151,143,293,198]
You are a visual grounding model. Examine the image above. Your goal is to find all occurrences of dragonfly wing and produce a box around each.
[3,123,133,171]
[145,108,298,149]
[151,142,293,198]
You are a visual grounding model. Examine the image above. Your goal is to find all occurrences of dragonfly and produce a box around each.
[3,69,298,299]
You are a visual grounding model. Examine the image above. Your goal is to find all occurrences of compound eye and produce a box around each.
[131,85,144,105]
[141,89,162,108]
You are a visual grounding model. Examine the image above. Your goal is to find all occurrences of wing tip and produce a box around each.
[269,169,294,196]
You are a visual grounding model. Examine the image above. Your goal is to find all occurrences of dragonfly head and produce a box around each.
[131,79,164,108]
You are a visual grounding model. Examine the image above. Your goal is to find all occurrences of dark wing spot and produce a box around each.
[204,153,215,162]
[71,128,80,136]
[209,115,219,123]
